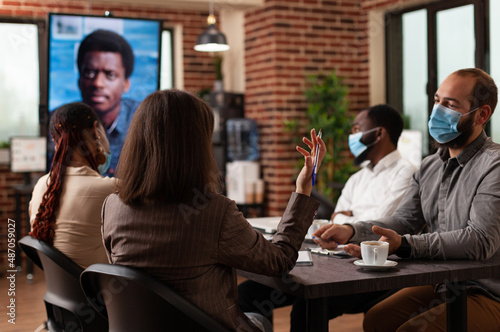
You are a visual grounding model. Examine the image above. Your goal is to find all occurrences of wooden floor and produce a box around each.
[0,266,47,332]
[0,267,363,332]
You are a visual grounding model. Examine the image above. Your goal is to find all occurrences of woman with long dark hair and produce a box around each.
[29,102,115,268]
[102,89,325,331]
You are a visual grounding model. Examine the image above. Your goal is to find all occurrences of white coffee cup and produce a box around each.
[307,219,330,237]
[361,241,389,265]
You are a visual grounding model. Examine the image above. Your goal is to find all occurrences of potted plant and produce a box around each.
[0,141,10,164]
[286,70,356,202]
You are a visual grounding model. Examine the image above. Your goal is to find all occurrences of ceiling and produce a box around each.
[80,0,264,11]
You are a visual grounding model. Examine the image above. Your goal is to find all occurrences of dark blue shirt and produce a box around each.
[105,98,141,176]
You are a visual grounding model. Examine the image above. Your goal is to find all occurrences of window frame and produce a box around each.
[0,18,47,138]
[385,0,489,154]
[160,26,175,90]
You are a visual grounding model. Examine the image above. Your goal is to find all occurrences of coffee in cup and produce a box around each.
[361,241,389,265]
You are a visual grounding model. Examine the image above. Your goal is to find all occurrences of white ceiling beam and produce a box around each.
[80,0,263,11]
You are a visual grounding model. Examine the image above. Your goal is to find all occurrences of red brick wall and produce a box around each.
[0,0,217,93]
[0,166,24,224]
[0,165,25,269]
[244,0,374,215]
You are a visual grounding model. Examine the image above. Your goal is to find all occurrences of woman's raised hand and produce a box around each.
[295,128,326,196]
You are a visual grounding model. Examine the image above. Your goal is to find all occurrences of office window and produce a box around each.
[436,5,475,84]
[0,22,40,143]
[160,28,174,90]
[386,0,487,154]
[402,9,428,155]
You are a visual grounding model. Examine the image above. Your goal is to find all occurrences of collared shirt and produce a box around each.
[105,98,141,176]
[349,131,500,299]
[333,150,417,224]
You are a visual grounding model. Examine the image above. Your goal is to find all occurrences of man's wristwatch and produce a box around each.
[395,236,411,258]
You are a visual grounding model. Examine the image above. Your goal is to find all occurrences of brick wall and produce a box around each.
[244,0,375,215]
[0,166,24,224]
[0,0,409,222]
[0,0,217,93]
[0,165,25,269]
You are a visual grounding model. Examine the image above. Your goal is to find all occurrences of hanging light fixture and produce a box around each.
[194,0,230,52]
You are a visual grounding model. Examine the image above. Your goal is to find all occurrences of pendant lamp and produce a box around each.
[194,0,230,52]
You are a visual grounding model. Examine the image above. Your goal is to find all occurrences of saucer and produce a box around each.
[354,259,398,271]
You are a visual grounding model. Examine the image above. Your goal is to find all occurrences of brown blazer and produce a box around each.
[102,192,319,331]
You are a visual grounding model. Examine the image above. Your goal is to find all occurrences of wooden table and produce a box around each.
[239,250,500,332]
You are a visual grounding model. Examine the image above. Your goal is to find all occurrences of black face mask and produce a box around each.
[353,130,378,166]
[353,148,369,166]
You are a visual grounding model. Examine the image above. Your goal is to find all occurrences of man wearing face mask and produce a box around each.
[314,68,500,331]
[238,105,416,331]
[331,104,417,224]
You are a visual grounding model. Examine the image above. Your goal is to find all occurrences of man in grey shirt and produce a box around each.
[315,68,500,331]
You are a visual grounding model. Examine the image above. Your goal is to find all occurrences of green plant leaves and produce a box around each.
[287,70,356,203]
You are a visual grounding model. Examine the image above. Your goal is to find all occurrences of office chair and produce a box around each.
[80,263,232,332]
[310,188,336,220]
[18,236,108,332]
[18,235,43,270]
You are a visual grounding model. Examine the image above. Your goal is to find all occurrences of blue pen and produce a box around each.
[312,129,322,186]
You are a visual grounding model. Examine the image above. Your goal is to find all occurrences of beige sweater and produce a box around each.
[29,166,115,268]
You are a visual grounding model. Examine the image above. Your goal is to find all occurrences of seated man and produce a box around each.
[238,104,416,330]
[315,68,500,331]
[331,104,417,224]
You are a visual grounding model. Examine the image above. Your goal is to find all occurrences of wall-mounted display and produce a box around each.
[47,13,161,176]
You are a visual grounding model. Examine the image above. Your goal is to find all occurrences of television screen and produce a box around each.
[10,137,47,173]
[47,13,161,176]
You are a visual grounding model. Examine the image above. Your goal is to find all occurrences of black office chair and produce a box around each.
[18,235,43,270]
[310,188,336,220]
[80,263,232,332]
[18,236,108,332]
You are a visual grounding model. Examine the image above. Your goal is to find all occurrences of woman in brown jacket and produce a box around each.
[102,89,325,331]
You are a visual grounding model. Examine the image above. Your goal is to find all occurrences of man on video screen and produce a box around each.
[77,29,141,176]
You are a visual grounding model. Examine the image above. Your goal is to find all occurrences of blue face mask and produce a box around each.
[428,104,478,144]
[98,151,112,175]
[348,127,380,157]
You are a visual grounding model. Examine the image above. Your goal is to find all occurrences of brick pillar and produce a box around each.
[244,0,371,215]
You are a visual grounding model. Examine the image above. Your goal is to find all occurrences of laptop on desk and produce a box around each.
[248,217,330,242]
[247,217,281,234]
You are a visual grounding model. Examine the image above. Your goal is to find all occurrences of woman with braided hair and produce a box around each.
[29,102,115,268]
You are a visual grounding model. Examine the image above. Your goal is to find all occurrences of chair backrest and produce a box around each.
[18,236,108,332]
[18,235,43,270]
[81,263,232,332]
[311,188,336,220]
